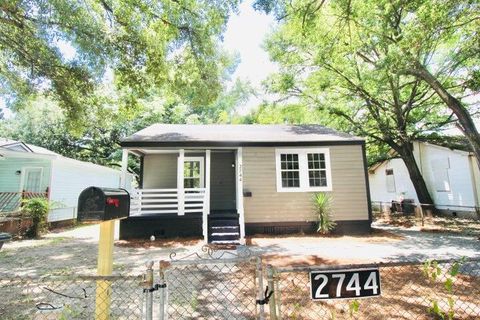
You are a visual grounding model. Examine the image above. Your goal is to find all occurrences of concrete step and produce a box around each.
[209,219,239,227]
[210,240,241,246]
[209,233,240,241]
[209,226,240,234]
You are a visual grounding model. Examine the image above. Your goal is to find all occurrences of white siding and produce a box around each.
[48,158,131,222]
[419,143,477,209]
[368,159,419,203]
[369,142,479,211]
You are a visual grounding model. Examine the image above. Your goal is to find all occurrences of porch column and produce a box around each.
[120,149,129,188]
[236,147,245,243]
[203,150,211,241]
[177,149,185,215]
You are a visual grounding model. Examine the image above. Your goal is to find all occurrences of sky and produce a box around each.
[222,0,278,114]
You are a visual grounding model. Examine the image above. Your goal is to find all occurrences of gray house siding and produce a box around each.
[242,145,370,234]
[143,154,178,189]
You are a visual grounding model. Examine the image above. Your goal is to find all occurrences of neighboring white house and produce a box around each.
[369,140,480,217]
[0,139,133,222]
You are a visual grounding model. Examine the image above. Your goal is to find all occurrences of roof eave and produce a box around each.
[120,139,365,148]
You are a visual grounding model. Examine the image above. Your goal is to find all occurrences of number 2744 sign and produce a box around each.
[310,268,381,300]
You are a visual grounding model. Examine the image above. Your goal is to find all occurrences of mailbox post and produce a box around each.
[78,187,130,320]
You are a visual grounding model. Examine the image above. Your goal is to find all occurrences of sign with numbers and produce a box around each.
[310,268,381,300]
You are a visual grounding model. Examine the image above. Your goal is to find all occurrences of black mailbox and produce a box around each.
[78,187,130,222]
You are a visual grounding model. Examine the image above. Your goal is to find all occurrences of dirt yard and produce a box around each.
[0,221,478,276]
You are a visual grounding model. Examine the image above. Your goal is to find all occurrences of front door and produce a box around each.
[22,168,43,193]
[210,151,236,213]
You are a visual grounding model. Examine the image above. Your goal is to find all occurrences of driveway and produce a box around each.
[248,222,480,266]
[0,221,478,276]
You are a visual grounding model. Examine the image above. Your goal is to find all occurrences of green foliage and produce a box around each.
[23,197,50,238]
[0,78,252,179]
[0,0,240,124]
[423,258,467,320]
[313,193,336,234]
[348,299,360,318]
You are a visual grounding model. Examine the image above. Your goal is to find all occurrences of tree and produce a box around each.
[256,0,480,169]
[0,78,252,179]
[0,0,239,124]
[256,0,469,205]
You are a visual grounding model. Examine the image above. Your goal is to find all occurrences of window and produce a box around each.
[183,157,204,188]
[275,148,332,192]
[280,154,300,187]
[308,153,327,187]
[385,169,396,193]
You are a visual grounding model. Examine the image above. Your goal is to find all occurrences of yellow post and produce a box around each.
[95,220,115,320]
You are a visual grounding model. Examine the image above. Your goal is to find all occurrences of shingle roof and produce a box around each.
[121,124,363,146]
[0,138,59,155]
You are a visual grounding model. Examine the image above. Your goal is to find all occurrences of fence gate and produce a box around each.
[144,246,265,320]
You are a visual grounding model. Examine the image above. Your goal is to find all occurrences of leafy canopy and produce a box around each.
[0,0,239,123]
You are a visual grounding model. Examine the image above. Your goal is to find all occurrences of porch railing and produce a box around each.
[0,191,49,213]
[130,188,207,216]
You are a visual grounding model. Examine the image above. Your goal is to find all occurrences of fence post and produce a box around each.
[255,257,265,320]
[158,260,168,320]
[144,261,154,320]
[266,264,278,320]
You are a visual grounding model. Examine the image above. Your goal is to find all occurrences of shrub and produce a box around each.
[313,193,336,234]
[23,197,49,238]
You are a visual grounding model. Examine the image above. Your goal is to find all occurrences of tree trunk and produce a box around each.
[410,62,480,171]
[394,142,435,206]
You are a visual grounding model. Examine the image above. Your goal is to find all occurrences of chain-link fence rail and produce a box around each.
[0,274,145,320]
[267,258,480,320]
[371,201,480,223]
[144,247,264,320]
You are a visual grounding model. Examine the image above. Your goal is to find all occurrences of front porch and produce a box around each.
[120,148,245,244]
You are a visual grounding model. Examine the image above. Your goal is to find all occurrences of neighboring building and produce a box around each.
[368,140,480,218]
[119,124,372,244]
[0,138,132,222]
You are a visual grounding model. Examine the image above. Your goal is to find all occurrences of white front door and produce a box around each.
[183,157,205,188]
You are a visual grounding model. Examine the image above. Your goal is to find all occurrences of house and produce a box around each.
[118,124,372,244]
[368,140,480,218]
[0,138,133,222]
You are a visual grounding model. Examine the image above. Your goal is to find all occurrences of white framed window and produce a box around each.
[275,148,332,192]
[385,169,396,193]
[183,157,204,188]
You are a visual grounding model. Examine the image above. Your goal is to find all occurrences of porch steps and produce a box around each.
[208,214,240,244]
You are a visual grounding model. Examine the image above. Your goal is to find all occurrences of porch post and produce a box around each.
[236,147,245,243]
[204,150,211,242]
[177,149,185,215]
[120,149,129,188]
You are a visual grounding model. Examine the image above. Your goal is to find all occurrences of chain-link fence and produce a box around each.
[1,250,479,319]
[267,258,480,320]
[0,274,144,320]
[143,247,264,320]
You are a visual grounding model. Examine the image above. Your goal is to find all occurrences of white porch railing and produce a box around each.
[130,188,207,216]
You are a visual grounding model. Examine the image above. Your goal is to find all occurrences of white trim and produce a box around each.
[177,149,185,215]
[20,167,44,193]
[236,147,245,243]
[183,156,205,188]
[120,149,129,188]
[275,148,333,192]
[203,150,211,242]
